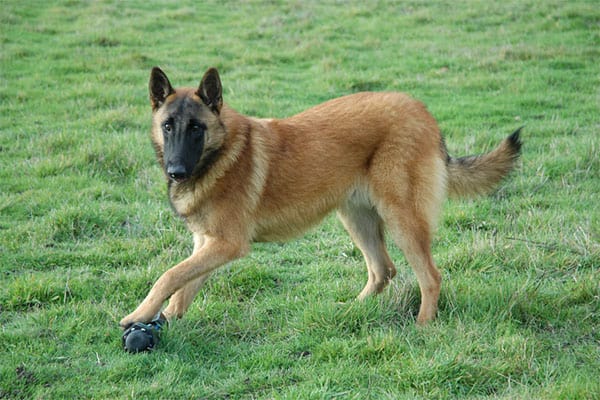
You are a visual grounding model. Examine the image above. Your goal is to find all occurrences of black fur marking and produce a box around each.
[446,127,523,167]
[507,126,524,157]
[192,148,221,180]
[452,154,481,168]
[149,67,175,110]
[197,68,222,115]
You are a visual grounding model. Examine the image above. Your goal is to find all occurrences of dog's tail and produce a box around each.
[445,127,522,198]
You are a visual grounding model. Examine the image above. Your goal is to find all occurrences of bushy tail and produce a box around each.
[446,127,522,198]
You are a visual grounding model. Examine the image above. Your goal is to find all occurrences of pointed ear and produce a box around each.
[149,67,175,111]
[196,68,222,114]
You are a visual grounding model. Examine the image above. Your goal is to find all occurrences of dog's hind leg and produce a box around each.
[369,136,446,324]
[375,194,443,325]
[337,200,396,300]
[390,217,441,325]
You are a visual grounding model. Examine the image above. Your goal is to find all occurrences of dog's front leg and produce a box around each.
[162,274,212,321]
[162,232,210,320]
[120,237,248,328]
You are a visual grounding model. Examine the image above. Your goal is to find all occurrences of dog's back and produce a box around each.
[242,92,444,241]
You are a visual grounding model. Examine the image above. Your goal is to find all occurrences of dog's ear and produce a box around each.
[197,68,222,114]
[149,67,175,111]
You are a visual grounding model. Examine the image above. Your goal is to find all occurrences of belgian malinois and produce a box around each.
[120,67,521,329]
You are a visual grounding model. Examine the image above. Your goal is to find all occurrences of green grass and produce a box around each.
[1,0,598,398]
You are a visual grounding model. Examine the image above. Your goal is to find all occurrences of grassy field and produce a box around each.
[1,0,598,398]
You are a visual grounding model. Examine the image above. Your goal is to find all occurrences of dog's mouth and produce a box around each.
[168,174,189,184]
[166,164,191,183]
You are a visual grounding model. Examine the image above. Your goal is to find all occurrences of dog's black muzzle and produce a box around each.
[166,163,190,183]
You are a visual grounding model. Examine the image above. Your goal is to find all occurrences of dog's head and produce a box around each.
[149,67,225,184]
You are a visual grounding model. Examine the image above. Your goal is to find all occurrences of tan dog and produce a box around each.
[120,67,521,329]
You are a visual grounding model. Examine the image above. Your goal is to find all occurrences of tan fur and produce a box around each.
[120,68,521,329]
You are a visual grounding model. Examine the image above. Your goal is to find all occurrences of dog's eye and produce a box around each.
[163,122,173,133]
[190,122,206,135]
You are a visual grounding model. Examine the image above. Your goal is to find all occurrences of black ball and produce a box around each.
[122,323,158,353]
[124,329,152,353]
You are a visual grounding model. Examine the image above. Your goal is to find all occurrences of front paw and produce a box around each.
[120,310,153,329]
[120,314,138,330]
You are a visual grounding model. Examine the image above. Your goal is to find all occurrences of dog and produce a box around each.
[120,67,521,329]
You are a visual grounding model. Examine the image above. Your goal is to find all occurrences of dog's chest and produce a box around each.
[169,185,200,218]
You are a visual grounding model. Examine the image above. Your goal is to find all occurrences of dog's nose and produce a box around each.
[167,165,188,182]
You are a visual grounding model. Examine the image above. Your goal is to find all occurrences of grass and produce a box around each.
[1,0,598,398]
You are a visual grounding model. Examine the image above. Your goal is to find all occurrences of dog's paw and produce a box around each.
[119,315,136,330]
[120,307,164,329]
[120,312,150,329]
